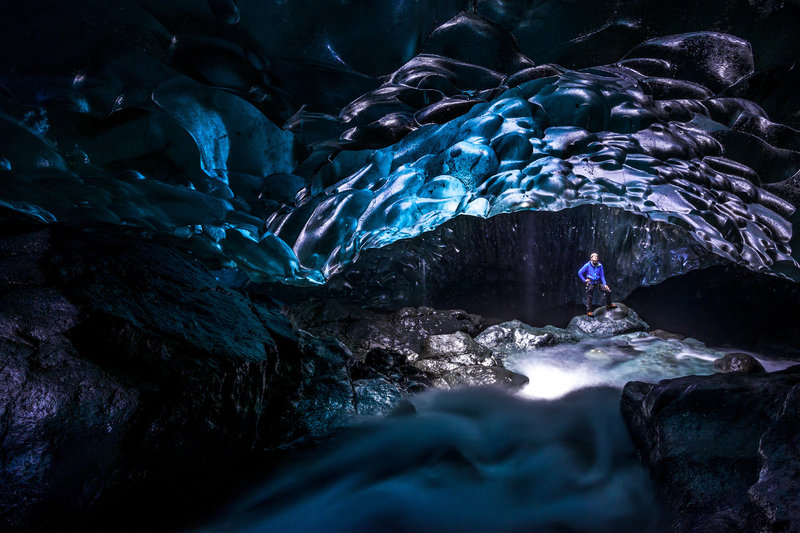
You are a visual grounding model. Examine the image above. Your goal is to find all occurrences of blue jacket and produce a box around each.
[578,261,606,285]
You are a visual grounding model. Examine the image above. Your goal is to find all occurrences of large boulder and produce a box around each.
[420,331,495,364]
[413,332,528,390]
[429,365,530,389]
[348,348,434,416]
[475,320,579,356]
[621,366,800,532]
[567,303,649,337]
[714,352,766,374]
[0,228,280,530]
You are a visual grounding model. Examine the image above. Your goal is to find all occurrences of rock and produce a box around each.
[714,353,766,374]
[432,365,530,390]
[349,348,433,400]
[567,303,648,337]
[287,301,484,359]
[289,299,528,395]
[748,384,800,532]
[621,366,800,532]
[351,378,405,417]
[413,358,463,375]
[475,320,579,356]
[420,331,495,365]
[0,228,279,531]
[411,332,528,390]
[648,329,686,341]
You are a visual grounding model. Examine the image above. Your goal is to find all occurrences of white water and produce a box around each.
[504,332,796,400]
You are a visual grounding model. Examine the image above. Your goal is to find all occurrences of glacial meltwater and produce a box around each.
[200,333,794,533]
[504,332,795,400]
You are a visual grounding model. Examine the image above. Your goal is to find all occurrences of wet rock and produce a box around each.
[714,352,766,374]
[413,358,463,375]
[621,366,800,532]
[475,320,579,356]
[748,384,800,532]
[348,348,433,405]
[288,301,483,360]
[567,303,648,337]
[287,299,526,396]
[432,365,529,390]
[648,329,685,341]
[351,378,405,417]
[421,331,495,364]
[412,331,527,390]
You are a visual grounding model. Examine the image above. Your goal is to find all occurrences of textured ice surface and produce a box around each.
[0,22,798,284]
[271,65,798,282]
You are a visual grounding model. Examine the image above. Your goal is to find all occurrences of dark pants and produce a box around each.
[585,281,612,311]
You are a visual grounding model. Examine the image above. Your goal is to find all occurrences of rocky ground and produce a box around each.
[1,226,799,532]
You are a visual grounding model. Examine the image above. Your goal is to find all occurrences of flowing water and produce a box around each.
[504,332,794,400]
[199,334,795,533]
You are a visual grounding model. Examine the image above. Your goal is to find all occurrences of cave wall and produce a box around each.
[314,205,724,325]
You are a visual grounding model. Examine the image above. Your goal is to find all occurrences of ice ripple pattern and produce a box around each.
[271,67,798,281]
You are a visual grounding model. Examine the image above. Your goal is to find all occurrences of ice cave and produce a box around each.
[1,1,800,532]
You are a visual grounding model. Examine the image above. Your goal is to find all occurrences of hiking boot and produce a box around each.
[606,304,618,310]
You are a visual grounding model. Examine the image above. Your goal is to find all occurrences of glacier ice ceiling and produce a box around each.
[1,2,800,285]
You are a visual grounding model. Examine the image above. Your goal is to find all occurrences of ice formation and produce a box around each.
[1,19,798,284]
[274,65,797,281]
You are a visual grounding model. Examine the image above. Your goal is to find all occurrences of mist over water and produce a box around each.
[204,387,662,533]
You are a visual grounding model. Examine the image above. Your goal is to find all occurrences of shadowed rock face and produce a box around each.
[0,227,392,531]
[0,227,280,530]
[621,366,800,532]
[626,264,800,354]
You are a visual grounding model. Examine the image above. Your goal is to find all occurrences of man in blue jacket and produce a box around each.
[578,253,617,317]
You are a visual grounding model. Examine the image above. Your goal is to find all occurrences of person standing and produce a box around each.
[578,253,616,317]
